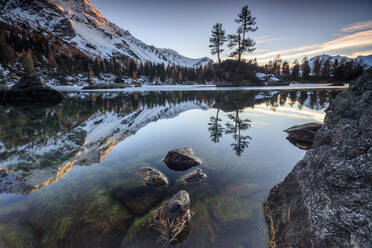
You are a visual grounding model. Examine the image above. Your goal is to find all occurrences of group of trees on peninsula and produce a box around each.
[208,5,365,83]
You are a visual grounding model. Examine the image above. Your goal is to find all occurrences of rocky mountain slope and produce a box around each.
[0,0,211,67]
[264,70,372,247]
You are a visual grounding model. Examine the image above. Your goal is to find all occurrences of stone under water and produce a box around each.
[163,147,202,171]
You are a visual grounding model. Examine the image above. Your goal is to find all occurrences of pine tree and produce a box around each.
[177,71,183,82]
[313,57,321,80]
[23,49,35,75]
[228,5,257,61]
[266,60,273,73]
[301,57,311,80]
[128,59,137,78]
[291,60,300,80]
[88,67,95,85]
[332,59,339,81]
[321,58,331,81]
[273,55,282,74]
[282,60,290,79]
[209,23,227,63]
[48,49,58,69]
[228,27,243,59]
[132,71,137,80]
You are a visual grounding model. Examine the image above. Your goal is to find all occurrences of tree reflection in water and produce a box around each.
[225,109,251,157]
[208,108,224,143]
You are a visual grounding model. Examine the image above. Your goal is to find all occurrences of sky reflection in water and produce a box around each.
[0,89,340,248]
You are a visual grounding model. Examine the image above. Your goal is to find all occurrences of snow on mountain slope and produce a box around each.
[0,0,212,67]
[356,55,372,67]
[309,54,372,68]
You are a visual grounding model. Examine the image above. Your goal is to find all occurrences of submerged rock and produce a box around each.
[138,167,168,186]
[264,72,372,247]
[154,190,191,243]
[0,168,33,194]
[284,122,322,148]
[177,168,207,184]
[121,190,192,246]
[2,75,64,106]
[164,147,202,171]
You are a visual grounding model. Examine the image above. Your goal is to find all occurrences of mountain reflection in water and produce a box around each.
[0,90,338,191]
[0,89,341,248]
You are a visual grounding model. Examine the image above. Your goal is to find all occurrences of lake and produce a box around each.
[0,88,342,248]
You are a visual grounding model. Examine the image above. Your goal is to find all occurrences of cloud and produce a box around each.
[251,30,372,63]
[243,105,325,122]
[255,36,280,44]
[342,49,372,58]
[341,20,372,33]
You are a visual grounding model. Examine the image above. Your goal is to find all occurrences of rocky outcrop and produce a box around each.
[264,72,372,247]
[2,75,64,105]
[163,147,202,171]
[0,168,33,194]
[138,167,168,187]
[177,168,207,184]
[284,122,322,150]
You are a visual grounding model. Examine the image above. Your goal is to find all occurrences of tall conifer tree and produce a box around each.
[228,5,257,61]
[209,23,227,63]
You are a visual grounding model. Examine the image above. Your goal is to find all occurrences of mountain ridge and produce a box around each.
[0,0,212,68]
[309,53,372,67]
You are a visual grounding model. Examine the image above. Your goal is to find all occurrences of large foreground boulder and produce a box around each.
[284,122,322,149]
[264,72,372,247]
[2,75,64,105]
[164,147,202,171]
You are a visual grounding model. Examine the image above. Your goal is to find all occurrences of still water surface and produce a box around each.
[0,89,340,247]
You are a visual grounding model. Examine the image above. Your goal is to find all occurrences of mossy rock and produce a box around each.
[33,187,133,248]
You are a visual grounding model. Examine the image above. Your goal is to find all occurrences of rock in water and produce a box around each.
[153,190,191,243]
[177,168,207,184]
[3,75,64,106]
[0,168,33,194]
[264,71,372,247]
[284,122,322,148]
[163,147,202,171]
[139,167,168,186]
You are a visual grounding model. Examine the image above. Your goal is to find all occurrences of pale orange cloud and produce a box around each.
[343,49,372,58]
[341,20,372,33]
[251,29,372,64]
[255,36,280,44]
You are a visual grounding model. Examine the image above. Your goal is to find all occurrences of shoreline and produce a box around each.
[52,83,349,93]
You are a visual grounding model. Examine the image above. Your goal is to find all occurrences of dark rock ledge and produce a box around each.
[0,75,64,106]
[284,122,323,150]
[264,70,372,248]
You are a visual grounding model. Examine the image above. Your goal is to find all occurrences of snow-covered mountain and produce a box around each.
[309,54,372,67]
[0,0,211,67]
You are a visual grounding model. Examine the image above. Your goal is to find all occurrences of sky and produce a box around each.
[91,0,372,64]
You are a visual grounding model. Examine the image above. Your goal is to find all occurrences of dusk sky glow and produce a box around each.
[91,0,372,63]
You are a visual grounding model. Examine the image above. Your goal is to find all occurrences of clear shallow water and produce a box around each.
[0,89,341,248]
